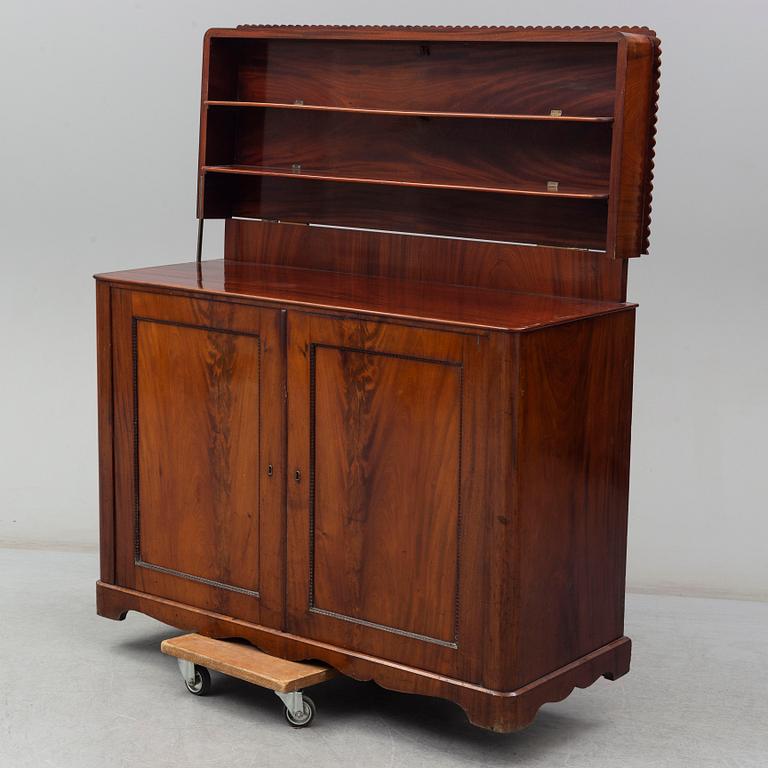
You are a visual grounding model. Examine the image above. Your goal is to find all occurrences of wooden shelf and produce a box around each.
[205,100,614,123]
[203,164,609,200]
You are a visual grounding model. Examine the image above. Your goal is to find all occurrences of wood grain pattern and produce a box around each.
[208,175,609,249]
[96,260,633,333]
[284,313,508,680]
[96,282,115,584]
[134,319,262,594]
[509,310,635,688]
[224,219,629,302]
[198,26,660,258]
[613,34,656,257]
[209,38,618,116]
[98,581,631,733]
[208,108,611,198]
[98,271,636,723]
[161,633,336,691]
[95,24,656,732]
[311,343,462,645]
[109,288,285,628]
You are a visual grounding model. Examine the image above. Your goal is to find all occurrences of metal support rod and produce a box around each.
[196,218,204,263]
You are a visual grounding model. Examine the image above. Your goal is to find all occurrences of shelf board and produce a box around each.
[202,164,609,200]
[205,100,614,123]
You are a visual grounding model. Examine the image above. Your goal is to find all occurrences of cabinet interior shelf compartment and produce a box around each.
[204,100,615,123]
[202,164,609,200]
[198,32,655,256]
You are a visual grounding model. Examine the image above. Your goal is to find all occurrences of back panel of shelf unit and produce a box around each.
[197,29,659,259]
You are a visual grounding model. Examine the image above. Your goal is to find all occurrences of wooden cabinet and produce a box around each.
[96,25,661,732]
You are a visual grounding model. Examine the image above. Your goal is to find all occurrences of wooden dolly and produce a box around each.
[161,634,337,727]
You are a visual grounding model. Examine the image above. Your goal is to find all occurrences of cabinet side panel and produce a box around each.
[611,35,655,258]
[513,310,635,687]
[96,281,115,583]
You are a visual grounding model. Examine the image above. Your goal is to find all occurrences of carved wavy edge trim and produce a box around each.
[234,25,657,34]
[643,35,662,254]
[96,581,631,732]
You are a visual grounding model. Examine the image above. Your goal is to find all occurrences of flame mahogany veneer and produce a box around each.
[96,25,660,731]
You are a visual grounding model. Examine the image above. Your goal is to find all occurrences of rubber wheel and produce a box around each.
[283,695,316,728]
[184,665,212,696]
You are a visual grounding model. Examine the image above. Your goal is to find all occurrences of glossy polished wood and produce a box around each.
[97,274,636,697]
[311,342,461,642]
[206,174,609,250]
[606,34,658,259]
[96,24,659,732]
[198,26,660,257]
[224,219,629,302]
[96,282,115,584]
[98,581,632,733]
[135,319,262,592]
[96,260,633,332]
[511,311,636,687]
[205,100,616,122]
[284,314,505,679]
[209,38,618,115]
[110,289,285,628]
[204,100,612,198]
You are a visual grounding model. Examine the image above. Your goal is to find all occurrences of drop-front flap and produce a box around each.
[197,26,660,259]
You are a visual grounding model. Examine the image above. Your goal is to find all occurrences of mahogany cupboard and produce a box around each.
[95,25,661,732]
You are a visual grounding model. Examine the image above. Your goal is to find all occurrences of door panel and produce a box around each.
[112,289,284,627]
[287,313,498,679]
[313,344,462,644]
[135,319,261,593]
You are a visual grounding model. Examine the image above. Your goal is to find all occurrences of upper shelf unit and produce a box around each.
[197,27,660,258]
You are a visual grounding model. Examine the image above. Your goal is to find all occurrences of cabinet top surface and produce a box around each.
[95,260,633,332]
[210,24,656,40]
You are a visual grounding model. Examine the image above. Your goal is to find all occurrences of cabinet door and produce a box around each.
[111,289,284,628]
[286,313,504,680]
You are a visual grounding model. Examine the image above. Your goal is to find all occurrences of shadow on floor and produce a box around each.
[109,628,600,758]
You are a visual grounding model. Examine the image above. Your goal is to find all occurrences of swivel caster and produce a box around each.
[177,658,212,696]
[276,691,316,728]
[163,634,334,727]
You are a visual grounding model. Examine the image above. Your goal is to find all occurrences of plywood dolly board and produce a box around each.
[161,633,337,727]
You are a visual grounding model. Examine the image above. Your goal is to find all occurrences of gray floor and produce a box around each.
[1,548,766,768]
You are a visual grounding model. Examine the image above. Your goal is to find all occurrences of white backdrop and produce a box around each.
[1,1,766,600]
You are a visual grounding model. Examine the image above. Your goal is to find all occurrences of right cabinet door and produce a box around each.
[285,312,506,680]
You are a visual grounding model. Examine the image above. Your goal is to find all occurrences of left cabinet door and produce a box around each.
[107,287,285,628]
